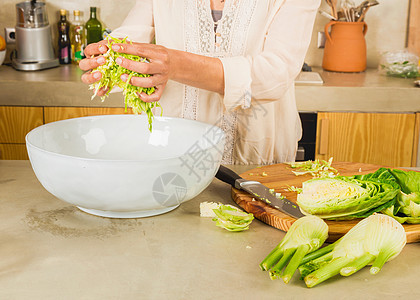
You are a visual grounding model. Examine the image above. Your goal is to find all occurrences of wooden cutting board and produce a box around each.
[231,162,420,243]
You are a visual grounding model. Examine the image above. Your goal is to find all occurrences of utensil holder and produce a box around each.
[322,21,368,72]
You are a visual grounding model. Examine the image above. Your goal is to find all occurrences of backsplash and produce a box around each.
[0,0,410,68]
[307,0,410,69]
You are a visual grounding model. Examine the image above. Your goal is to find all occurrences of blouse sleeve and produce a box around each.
[219,0,320,110]
[109,0,155,43]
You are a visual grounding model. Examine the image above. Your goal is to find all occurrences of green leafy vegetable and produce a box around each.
[297,174,399,220]
[286,157,338,178]
[212,205,254,232]
[380,61,420,78]
[90,36,160,131]
[296,166,420,223]
[299,214,406,288]
[381,169,420,223]
[286,185,303,194]
[260,215,328,283]
[389,169,420,194]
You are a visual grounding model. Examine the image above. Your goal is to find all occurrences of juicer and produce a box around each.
[12,0,58,71]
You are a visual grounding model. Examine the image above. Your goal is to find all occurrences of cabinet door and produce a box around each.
[414,112,420,166]
[0,106,44,143]
[315,112,417,167]
[44,107,133,123]
[0,144,28,160]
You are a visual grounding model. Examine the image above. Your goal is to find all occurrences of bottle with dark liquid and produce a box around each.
[58,9,71,64]
[86,7,102,45]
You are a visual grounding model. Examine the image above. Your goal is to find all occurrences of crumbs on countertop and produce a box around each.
[248,171,268,177]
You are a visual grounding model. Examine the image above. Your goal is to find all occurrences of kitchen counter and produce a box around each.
[1,160,420,299]
[0,64,419,112]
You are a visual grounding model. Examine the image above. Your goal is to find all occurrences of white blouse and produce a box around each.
[111,0,320,165]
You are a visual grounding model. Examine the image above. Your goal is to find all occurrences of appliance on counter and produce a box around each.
[296,112,317,161]
[10,0,58,71]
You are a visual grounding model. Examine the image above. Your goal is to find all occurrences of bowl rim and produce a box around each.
[25,114,225,163]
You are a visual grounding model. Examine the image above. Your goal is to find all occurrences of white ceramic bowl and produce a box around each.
[26,115,225,218]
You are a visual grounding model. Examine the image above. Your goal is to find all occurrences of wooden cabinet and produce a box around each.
[0,144,29,160]
[315,112,418,167]
[0,106,132,160]
[44,107,132,123]
[2,107,420,166]
[0,106,43,160]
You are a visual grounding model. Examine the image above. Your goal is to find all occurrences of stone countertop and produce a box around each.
[1,160,420,299]
[0,64,419,112]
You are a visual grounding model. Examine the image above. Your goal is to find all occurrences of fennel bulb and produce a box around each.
[300,214,406,288]
[260,215,328,283]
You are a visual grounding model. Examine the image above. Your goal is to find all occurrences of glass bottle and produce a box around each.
[70,10,85,63]
[58,9,71,64]
[86,7,102,45]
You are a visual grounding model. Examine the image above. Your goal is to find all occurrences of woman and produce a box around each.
[79,0,320,165]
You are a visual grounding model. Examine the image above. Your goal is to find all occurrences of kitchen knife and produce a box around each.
[215,165,305,219]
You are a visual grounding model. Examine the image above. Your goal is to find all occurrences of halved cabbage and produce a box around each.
[297,175,399,220]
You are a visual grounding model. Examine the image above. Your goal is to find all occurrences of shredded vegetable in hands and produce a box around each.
[89,36,160,131]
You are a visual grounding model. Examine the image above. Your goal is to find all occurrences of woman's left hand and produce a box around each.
[111,42,171,102]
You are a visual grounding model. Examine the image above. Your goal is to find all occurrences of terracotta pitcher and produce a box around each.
[322,21,368,72]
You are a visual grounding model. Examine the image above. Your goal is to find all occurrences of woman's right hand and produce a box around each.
[79,40,109,96]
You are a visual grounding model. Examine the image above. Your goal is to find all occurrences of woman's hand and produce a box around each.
[79,40,109,97]
[110,43,170,102]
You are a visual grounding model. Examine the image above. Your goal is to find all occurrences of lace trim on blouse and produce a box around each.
[183,0,256,164]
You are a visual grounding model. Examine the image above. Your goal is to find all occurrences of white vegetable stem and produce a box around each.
[303,214,406,288]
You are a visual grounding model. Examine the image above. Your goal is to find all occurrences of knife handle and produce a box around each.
[215,165,242,188]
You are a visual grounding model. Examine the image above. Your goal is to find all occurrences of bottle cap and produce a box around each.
[90,7,97,12]
[60,9,67,16]
[74,10,80,16]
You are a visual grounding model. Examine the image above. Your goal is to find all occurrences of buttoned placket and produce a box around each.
[214,23,222,53]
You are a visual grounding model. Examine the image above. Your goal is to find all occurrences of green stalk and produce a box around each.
[340,253,376,276]
[370,250,393,275]
[269,248,296,280]
[260,247,284,271]
[300,238,342,266]
[282,244,310,283]
[304,257,353,288]
[299,251,334,278]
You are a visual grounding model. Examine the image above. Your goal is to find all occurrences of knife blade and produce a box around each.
[215,165,304,219]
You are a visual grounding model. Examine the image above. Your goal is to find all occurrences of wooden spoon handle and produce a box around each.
[357,6,370,22]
